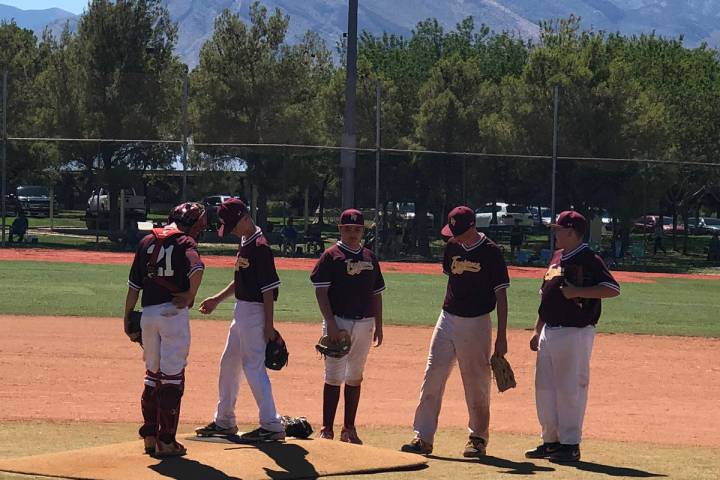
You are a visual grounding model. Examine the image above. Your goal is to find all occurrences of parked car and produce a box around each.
[688,217,720,235]
[13,185,56,217]
[634,215,684,233]
[476,202,534,228]
[397,202,434,222]
[86,187,146,229]
[202,195,239,230]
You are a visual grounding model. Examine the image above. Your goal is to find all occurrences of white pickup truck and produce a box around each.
[86,187,147,229]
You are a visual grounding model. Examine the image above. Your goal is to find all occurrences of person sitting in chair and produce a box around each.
[9,211,29,243]
[281,217,299,256]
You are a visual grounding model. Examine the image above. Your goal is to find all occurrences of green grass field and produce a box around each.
[1,261,718,337]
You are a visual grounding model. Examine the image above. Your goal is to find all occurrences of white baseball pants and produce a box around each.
[323,316,375,386]
[412,310,493,445]
[535,324,595,445]
[141,302,190,384]
[213,300,283,432]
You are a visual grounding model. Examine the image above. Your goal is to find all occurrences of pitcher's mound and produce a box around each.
[0,436,427,480]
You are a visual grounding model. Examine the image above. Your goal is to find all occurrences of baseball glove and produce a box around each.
[490,353,516,393]
[280,415,313,439]
[265,330,289,371]
[127,310,143,346]
[315,330,352,359]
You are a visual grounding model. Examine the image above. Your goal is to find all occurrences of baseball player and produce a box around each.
[401,206,509,457]
[310,209,385,444]
[525,211,620,462]
[124,202,207,457]
[194,199,285,442]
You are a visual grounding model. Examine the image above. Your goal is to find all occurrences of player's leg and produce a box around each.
[341,317,375,444]
[210,304,246,432]
[320,316,352,439]
[238,301,284,439]
[534,325,560,444]
[455,313,492,455]
[409,310,457,446]
[139,306,162,452]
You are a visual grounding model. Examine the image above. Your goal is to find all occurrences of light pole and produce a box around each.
[1,69,7,247]
[341,0,358,209]
[374,78,381,256]
[181,66,189,202]
[550,85,560,252]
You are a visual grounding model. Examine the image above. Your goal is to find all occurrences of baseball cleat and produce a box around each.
[194,421,238,437]
[400,437,433,455]
[143,436,156,455]
[318,428,334,440]
[463,436,487,457]
[525,442,561,459]
[548,444,581,463]
[239,427,286,443]
[340,427,363,445]
[152,440,187,458]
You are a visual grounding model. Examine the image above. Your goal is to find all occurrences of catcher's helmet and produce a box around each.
[169,202,207,239]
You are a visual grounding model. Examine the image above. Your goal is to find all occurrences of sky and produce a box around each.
[1,1,86,14]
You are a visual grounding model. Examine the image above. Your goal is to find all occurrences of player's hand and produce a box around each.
[326,321,341,343]
[264,325,277,343]
[494,335,508,356]
[198,296,220,314]
[171,290,194,308]
[373,327,383,347]
[529,333,540,352]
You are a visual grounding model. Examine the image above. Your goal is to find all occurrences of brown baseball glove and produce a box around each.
[490,353,516,393]
[315,330,352,358]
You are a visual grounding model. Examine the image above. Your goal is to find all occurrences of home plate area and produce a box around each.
[0,435,427,480]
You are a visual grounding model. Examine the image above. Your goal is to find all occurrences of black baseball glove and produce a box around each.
[280,415,313,439]
[126,310,143,346]
[315,330,352,358]
[265,330,289,370]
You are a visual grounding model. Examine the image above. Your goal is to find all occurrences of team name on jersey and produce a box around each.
[544,264,563,281]
[235,256,250,270]
[345,259,374,276]
[450,256,481,275]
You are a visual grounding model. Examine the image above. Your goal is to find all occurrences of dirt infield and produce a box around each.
[2,247,720,283]
[1,315,717,448]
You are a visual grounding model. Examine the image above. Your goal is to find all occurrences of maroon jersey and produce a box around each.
[538,243,620,327]
[442,234,510,317]
[310,241,385,318]
[234,228,281,302]
[128,231,204,307]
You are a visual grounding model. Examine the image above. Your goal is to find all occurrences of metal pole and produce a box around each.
[340,0,358,209]
[550,85,560,252]
[181,70,189,202]
[1,70,7,247]
[95,186,100,245]
[374,78,381,256]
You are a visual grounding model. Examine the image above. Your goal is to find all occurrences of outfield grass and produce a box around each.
[1,261,718,337]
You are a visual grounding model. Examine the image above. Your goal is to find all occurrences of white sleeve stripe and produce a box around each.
[599,282,621,292]
[128,280,142,290]
[312,282,331,287]
[260,281,282,293]
[187,266,204,277]
[494,283,510,291]
[373,286,386,294]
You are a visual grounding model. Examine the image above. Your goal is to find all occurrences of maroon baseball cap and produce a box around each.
[441,206,476,237]
[218,198,248,237]
[551,210,587,234]
[339,209,364,226]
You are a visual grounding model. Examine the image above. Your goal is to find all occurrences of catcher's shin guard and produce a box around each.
[139,370,160,438]
[156,370,185,444]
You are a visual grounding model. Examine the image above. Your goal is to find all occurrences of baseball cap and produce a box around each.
[339,209,364,226]
[441,206,475,237]
[218,198,248,237]
[550,210,587,234]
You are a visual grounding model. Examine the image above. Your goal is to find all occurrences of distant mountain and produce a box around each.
[0,3,76,35]
[3,1,720,67]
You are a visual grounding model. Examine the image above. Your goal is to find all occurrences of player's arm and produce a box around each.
[315,287,340,341]
[372,293,383,347]
[262,289,276,342]
[198,280,235,314]
[123,287,140,340]
[494,287,508,356]
[530,316,545,351]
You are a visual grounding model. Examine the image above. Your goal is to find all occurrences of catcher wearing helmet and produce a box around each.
[124,201,206,458]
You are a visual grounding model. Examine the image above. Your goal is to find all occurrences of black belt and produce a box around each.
[337,314,365,320]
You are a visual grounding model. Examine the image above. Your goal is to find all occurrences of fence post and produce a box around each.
[1,69,8,247]
[375,78,381,256]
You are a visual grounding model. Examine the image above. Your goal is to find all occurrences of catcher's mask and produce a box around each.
[169,202,207,240]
